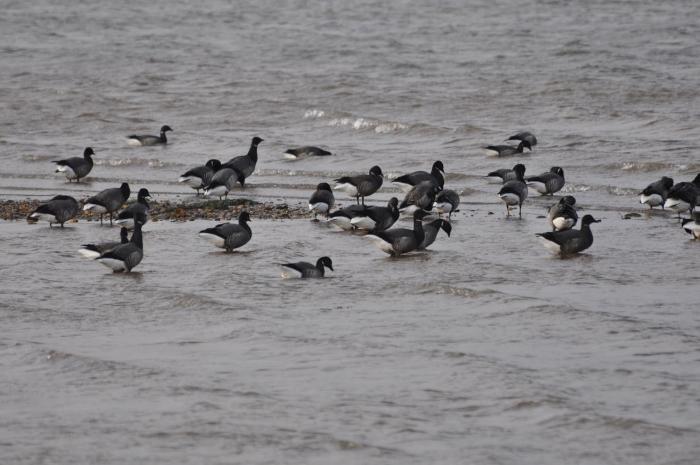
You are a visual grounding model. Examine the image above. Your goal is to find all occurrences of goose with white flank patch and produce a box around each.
[78,227,129,259]
[507,131,538,148]
[327,204,372,230]
[527,167,565,196]
[334,165,383,205]
[284,146,331,159]
[681,212,700,239]
[281,256,334,278]
[221,136,263,188]
[365,209,430,256]
[434,189,460,219]
[199,211,252,252]
[53,147,94,183]
[392,160,445,192]
[309,183,335,219]
[115,188,151,230]
[484,140,531,157]
[95,214,146,272]
[663,174,700,217]
[203,167,245,199]
[29,195,79,228]
[639,176,673,209]
[178,159,222,195]
[536,214,601,256]
[350,197,400,232]
[127,125,172,146]
[83,183,131,225]
[399,180,440,215]
[486,168,516,183]
[547,195,578,232]
[498,164,528,218]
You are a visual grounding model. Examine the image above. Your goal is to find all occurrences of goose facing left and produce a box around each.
[682,212,700,239]
[199,211,252,252]
[53,147,95,182]
[497,164,528,218]
[281,256,334,278]
[284,146,332,159]
[83,183,131,225]
[29,195,79,227]
[179,159,222,195]
[127,125,172,146]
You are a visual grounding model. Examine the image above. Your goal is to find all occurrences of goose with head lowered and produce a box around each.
[497,164,528,218]
[536,214,601,256]
[507,131,538,148]
[547,195,578,232]
[178,159,222,195]
[392,160,445,192]
[400,180,440,215]
[83,182,131,225]
[334,165,383,205]
[309,183,335,219]
[53,147,95,183]
[78,227,129,259]
[284,146,332,159]
[199,211,252,252]
[639,176,674,209]
[221,136,263,188]
[115,188,151,230]
[484,140,531,157]
[664,173,700,217]
[203,167,245,200]
[365,209,430,256]
[434,189,460,219]
[281,256,334,278]
[418,218,452,250]
[29,195,79,228]
[526,167,565,196]
[127,125,172,146]
[681,212,700,239]
[95,213,146,272]
[350,197,400,232]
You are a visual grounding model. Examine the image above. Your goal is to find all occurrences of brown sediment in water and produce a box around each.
[1,198,310,223]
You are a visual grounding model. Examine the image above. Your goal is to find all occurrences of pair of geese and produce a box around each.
[639,174,700,240]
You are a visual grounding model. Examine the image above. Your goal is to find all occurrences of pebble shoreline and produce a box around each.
[1,198,310,223]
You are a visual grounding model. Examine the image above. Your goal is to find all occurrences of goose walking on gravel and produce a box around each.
[365,210,430,256]
[350,197,400,232]
[484,140,531,157]
[639,176,674,209]
[127,125,172,146]
[682,212,700,239]
[392,160,445,192]
[547,195,578,232]
[498,164,528,218]
[309,183,335,219]
[281,256,334,278]
[203,167,245,200]
[527,167,565,196]
[664,174,700,217]
[418,218,452,250]
[78,228,129,259]
[53,147,95,183]
[284,146,332,159]
[83,183,131,225]
[29,195,80,228]
[221,136,263,188]
[179,159,222,195]
[536,214,601,256]
[95,214,146,272]
[507,131,538,148]
[434,189,460,219]
[199,211,252,252]
[334,165,383,205]
[115,188,151,230]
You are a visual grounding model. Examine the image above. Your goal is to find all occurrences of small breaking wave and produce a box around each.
[302,108,449,135]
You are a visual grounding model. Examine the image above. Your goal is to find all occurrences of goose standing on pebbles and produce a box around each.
[127,125,172,146]
[682,212,700,239]
[507,131,538,148]
[199,211,252,252]
[53,147,95,183]
[29,195,79,228]
[281,257,334,278]
[484,140,531,157]
[334,165,383,205]
[547,195,578,231]
[115,188,151,230]
[204,167,244,200]
[221,136,263,188]
[536,214,601,256]
[365,210,429,256]
[527,167,565,196]
[78,227,129,259]
[498,164,528,218]
[392,160,445,192]
[178,159,221,195]
[284,146,332,159]
[639,176,673,209]
[83,183,131,225]
[418,219,452,250]
[309,183,335,219]
[350,197,400,232]
[664,174,700,217]
[95,214,146,272]
[434,189,460,219]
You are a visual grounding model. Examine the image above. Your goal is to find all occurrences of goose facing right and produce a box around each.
[507,131,538,147]
[95,215,145,272]
[498,164,528,218]
[78,227,129,259]
[526,167,565,196]
[536,214,601,256]
[199,211,252,252]
[127,125,172,146]
[281,256,334,278]
[663,174,700,216]
[83,182,131,225]
[392,160,445,192]
[179,159,222,195]
[365,209,429,256]
[29,195,80,227]
[334,165,384,205]
[221,136,264,187]
[115,188,151,230]
[284,146,332,159]
[53,147,95,183]
[682,212,700,239]
[350,197,400,232]
[434,189,460,219]
[484,140,531,157]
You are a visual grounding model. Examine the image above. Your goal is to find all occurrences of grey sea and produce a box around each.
[1,0,699,464]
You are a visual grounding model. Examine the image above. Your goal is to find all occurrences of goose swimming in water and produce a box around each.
[221,136,263,188]
[536,214,601,256]
[365,209,430,256]
[29,195,79,228]
[53,147,95,183]
[418,218,452,250]
[639,176,674,209]
[284,146,332,159]
[281,256,334,278]
[334,165,383,205]
[498,164,528,218]
[127,125,172,146]
[308,183,335,219]
[507,131,538,147]
[199,211,252,252]
[95,214,146,272]
[83,182,131,225]
[78,227,129,259]
[484,140,531,157]
[434,189,460,219]
[178,159,222,195]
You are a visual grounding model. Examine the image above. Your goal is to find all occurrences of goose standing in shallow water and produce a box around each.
[284,146,332,159]
[682,212,700,239]
[83,183,131,225]
[365,209,429,256]
[127,125,172,146]
[400,180,440,214]
[498,164,528,218]
[547,196,578,232]
[199,211,252,252]
[221,136,263,188]
[536,214,601,256]
[95,214,146,272]
[486,168,516,183]
[115,188,151,230]
[418,218,452,250]
[527,167,565,196]
[664,174,700,217]
[53,147,94,183]
[29,195,79,228]
[434,189,460,219]
[178,159,221,195]
[327,204,372,230]
[78,227,129,259]
[203,167,244,199]
[639,176,674,209]
[308,183,335,219]
[281,256,334,278]
[350,197,400,232]
[334,165,384,205]
[484,140,531,157]
[392,160,445,192]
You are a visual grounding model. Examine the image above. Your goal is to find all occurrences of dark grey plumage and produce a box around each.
[484,140,532,157]
[639,176,673,209]
[221,136,263,187]
[487,168,517,183]
[199,211,252,252]
[400,180,440,212]
[392,160,445,191]
[95,214,146,272]
[204,167,244,199]
[53,147,95,182]
[365,210,429,256]
[83,182,131,225]
[115,188,151,230]
[179,159,222,195]
[547,195,578,232]
[29,195,80,227]
[327,204,372,230]
[281,256,334,278]
[334,165,384,205]
[664,174,700,216]
[418,219,452,250]
[309,183,335,219]
[78,227,129,259]
[681,212,700,239]
[127,125,172,146]
[349,197,400,232]
[497,164,527,217]
[526,167,565,196]
[536,214,601,256]
[507,131,538,147]
[434,189,460,218]
[284,146,332,159]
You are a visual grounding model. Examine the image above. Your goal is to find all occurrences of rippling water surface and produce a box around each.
[1,0,699,464]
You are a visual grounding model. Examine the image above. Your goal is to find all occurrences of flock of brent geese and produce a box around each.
[29,126,700,276]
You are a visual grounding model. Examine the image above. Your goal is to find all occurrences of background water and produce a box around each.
[1,0,699,464]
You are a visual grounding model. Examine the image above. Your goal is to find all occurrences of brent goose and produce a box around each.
[309,183,335,219]
[199,211,252,252]
[639,176,674,209]
[527,167,565,195]
[486,168,516,183]
[29,195,79,228]
[115,188,151,230]
[350,197,400,232]
[53,147,94,183]
[399,180,440,214]
[536,214,601,256]
[507,131,538,147]
[547,195,578,231]
[83,182,131,225]
[484,140,531,157]
[281,256,334,278]
[498,164,528,217]
[127,125,172,146]
[418,219,452,250]
[682,212,700,239]
[221,136,263,188]
[284,146,332,159]
[365,209,429,256]
[95,214,146,272]
[434,189,460,219]
[179,159,222,195]
[327,204,372,230]
[664,174,700,216]
[78,227,129,259]
[334,165,383,205]
[203,167,245,199]
[392,160,445,192]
